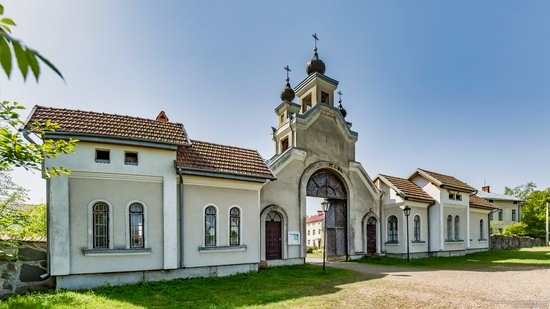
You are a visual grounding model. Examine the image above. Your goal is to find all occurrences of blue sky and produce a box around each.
[4,0,550,203]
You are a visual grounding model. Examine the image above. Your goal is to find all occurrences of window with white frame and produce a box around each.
[129,203,144,248]
[480,219,485,240]
[413,215,421,242]
[93,202,109,248]
[512,209,517,221]
[446,215,453,240]
[454,216,460,240]
[387,215,398,243]
[229,207,240,246]
[204,206,217,246]
[498,209,503,221]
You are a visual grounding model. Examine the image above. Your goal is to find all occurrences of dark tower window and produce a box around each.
[321,91,329,104]
[302,94,312,113]
[281,137,289,152]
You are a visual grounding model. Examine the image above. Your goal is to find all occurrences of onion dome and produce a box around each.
[306,47,326,75]
[280,78,295,102]
[338,98,347,118]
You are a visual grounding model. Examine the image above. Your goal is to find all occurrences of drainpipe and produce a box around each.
[178,173,185,268]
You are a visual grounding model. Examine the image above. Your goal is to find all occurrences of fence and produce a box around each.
[491,235,546,250]
[0,240,54,299]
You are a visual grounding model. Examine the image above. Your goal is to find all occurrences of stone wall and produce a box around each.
[0,241,54,299]
[490,235,546,250]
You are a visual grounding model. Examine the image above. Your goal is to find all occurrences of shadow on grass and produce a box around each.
[1,264,382,308]
[351,247,550,272]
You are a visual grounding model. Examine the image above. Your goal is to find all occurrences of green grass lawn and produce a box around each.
[356,247,550,269]
[0,264,365,308]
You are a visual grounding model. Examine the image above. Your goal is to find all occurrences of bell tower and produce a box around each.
[295,33,339,113]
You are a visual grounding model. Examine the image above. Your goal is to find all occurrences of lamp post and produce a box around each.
[321,199,330,271]
[402,206,411,262]
[546,202,549,246]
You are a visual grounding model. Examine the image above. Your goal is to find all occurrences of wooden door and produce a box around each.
[366,218,377,254]
[266,221,282,260]
[325,200,347,257]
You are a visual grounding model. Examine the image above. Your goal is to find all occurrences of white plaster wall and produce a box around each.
[46,141,178,275]
[469,209,490,249]
[182,178,262,268]
[411,176,442,251]
[68,178,164,274]
[492,200,521,227]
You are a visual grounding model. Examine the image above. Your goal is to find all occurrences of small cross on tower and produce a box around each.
[312,33,319,49]
[284,65,291,81]
[337,90,343,103]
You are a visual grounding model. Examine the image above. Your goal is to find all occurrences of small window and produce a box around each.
[448,193,455,200]
[308,230,310,236]
[318,229,321,234]
[512,209,517,221]
[125,152,138,165]
[93,202,109,248]
[456,194,462,201]
[413,215,421,242]
[308,239,311,245]
[95,149,110,163]
[513,201,518,204]
[387,215,398,243]
[204,206,217,246]
[312,229,316,235]
[129,203,144,248]
[321,91,329,104]
[489,212,493,220]
[229,207,240,246]
[480,219,485,240]
[301,94,312,113]
[281,137,289,152]
[498,209,503,221]
[447,215,453,240]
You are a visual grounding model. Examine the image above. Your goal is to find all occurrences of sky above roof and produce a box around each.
[4,0,550,203]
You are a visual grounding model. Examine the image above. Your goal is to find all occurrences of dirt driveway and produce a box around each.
[308,259,550,308]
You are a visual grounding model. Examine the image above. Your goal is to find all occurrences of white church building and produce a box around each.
[24,43,495,289]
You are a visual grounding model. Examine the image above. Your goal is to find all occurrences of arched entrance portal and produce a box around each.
[366,217,377,254]
[265,211,283,260]
[306,169,348,258]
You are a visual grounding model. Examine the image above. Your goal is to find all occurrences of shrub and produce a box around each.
[306,246,315,253]
[502,222,529,236]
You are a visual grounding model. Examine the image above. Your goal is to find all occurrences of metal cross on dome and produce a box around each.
[284,65,291,80]
[312,33,319,49]
[337,90,343,102]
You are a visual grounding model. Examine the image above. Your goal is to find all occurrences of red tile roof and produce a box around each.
[416,169,476,192]
[470,194,497,209]
[378,174,434,202]
[306,213,324,223]
[25,105,189,146]
[176,140,275,180]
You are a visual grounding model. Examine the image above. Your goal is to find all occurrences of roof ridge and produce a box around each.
[34,105,184,126]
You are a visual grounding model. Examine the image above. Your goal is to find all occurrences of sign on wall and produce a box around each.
[288,232,300,245]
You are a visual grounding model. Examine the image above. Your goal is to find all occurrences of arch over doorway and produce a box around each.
[305,167,348,258]
[260,205,288,260]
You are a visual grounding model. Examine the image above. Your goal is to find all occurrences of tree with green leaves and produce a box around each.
[0,4,77,176]
[505,182,549,238]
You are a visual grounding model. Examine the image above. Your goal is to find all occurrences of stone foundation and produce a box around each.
[0,241,54,299]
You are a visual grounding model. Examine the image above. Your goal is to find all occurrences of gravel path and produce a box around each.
[310,260,550,308]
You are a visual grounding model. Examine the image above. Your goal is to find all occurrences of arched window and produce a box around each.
[229,207,240,246]
[454,216,460,240]
[387,215,398,243]
[205,206,217,246]
[413,215,421,242]
[480,219,485,240]
[129,203,144,248]
[446,215,453,240]
[93,202,109,248]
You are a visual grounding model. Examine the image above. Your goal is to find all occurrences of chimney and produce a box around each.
[156,111,169,123]
[482,186,490,193]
